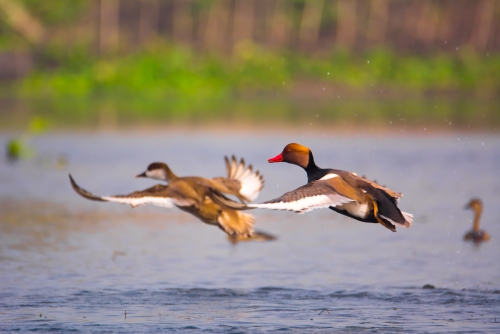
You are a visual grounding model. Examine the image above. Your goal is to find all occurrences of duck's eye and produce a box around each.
[285,149,290,153]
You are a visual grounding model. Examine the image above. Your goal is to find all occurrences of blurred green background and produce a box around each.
[0,0,499,131]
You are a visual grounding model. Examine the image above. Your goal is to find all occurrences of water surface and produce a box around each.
[1,132,499,332]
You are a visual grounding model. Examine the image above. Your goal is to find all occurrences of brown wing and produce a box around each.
[337,171,402,200]
[361,178,402,200]
[69,174,195,208]
[250,180,353,214]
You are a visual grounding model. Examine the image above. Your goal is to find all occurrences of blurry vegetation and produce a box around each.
[0,0,499,129]
[6,116,47,161]
[17,44,500,99]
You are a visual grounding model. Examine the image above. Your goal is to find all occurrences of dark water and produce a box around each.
[1,131,499,333]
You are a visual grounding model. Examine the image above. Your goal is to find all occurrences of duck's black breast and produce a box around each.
[305,167,343,183]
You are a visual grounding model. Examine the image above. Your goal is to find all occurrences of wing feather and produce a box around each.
[250,181,353,214]
[69,174,193,209]
[216,155,264,202]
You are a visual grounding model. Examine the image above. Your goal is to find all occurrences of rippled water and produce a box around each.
[1,131,499,333]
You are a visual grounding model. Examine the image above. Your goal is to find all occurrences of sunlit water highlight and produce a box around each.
[1,132,499,332]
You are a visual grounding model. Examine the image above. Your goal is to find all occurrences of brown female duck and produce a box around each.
[70,156,275,242]
[213,143,412,232]
[464,198,490,244]
[137,156,264,203]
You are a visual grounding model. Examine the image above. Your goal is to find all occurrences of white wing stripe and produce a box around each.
[249,194,352,214]
[319,173,339,180]
[102,196,175,208]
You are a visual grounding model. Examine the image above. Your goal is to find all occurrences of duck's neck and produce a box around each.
[473,205,482,231]
[304,151,323,182]
[164,166,179,183]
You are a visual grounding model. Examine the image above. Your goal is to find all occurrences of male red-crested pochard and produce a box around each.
[70,156,275,242]
[464,198,490,244]
[213,143,413,232]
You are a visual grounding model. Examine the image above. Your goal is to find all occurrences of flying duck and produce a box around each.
[464,198,490,244]
[137,156,263,204]
[69,156,275,242]
[212,143,412,232]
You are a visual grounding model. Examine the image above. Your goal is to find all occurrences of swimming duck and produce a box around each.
[464,198,490,243]
[69,156,275,242]
[213,143,412,232]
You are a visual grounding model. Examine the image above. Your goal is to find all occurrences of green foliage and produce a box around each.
[5,44,499,129]
[28,116,48,134]
[20,43,290,100]
[19,44,500,102]
[5,116,48,161]
[6,138,24,161]
[20,0,88,25]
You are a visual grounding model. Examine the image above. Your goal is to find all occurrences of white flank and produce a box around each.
[339,201,369,218]
[319,173,339,180]
[250,194,352,214]
[102,196,175,208]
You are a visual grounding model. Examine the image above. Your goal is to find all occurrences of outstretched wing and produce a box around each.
[249,180,353,214]
[210,180,353,214]
[211,155,264,202]
[69,174,193,208]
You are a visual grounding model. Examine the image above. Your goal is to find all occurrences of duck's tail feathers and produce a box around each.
[379,211,413,230]
[218,210,255,237]
[227,230,277,244]
[376,215,397,232]
[401,211,413,228]
[225,155,264,202]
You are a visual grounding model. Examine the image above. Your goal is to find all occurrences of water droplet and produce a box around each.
[327,72,330,75]
[367,60,370,63]
[323,87,325,91]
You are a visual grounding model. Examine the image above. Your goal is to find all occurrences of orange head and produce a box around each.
[268,143,312,168]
